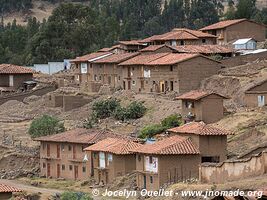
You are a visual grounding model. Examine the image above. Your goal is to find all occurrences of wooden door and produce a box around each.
[47,163,51,177]
[123,81,126,90]
[73,145,76,159]
[57,164,60,178]
[74,166,78,180]
[143,175,146,189]
[128,81,131,90]
[56,144,60,158]
[47,144,50,157]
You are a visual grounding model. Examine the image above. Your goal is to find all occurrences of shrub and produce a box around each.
[138,124,165,139]
[126,101,147,119]
[92,98,120,119]
[83,113,98,129]
[28,115,65,138]
[60,191,92,200]
[161,114,182,129]
[113,106,128,121]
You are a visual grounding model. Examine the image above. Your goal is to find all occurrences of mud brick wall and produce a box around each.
[62,95,91,112]
[199,151,267,184]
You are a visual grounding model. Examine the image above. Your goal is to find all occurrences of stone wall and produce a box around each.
[199,151,267,184]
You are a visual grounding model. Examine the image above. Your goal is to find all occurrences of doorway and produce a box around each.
[128,81,131,90]
[160,81,165,92]
[123,81,126,90]
[74,166,78,180]
[57,164,60,178]
[143,175,146,189]
[47,163,51,177]
[9,75,14,87]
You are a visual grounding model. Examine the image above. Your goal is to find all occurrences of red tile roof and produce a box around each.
[119,53,169,66]
[168,122,232,136]
[0,64,34,74]
[0,184,22,193]
[171,45,234,54]
[71,52,112,62]
[200,19,250,31]
[93,52,139,64]
[245,79,267,93]
[98,45,122,52]
[139,45,174,52]
[119,40,145,46]
[146,53,200,65]
[84,137,142,155]
[35,128,136,144]
[132,135,200,155]
[176,90,228,100]
[141,28,216,43]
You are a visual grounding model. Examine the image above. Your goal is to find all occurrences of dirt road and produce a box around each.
[0,179,63,199]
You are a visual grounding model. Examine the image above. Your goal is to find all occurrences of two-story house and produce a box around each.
[84,137,142,185]
[35,128,131,180]
[167,122,233,163]
[132,135,200,190]
[119,53,221,94]
[176,90,228,124]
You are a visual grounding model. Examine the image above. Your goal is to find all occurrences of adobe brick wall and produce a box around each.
[199,151,267,184]
[244,93,267,107]
[221,51,267,68]
[0,85,56,105]
[62,95,91,112]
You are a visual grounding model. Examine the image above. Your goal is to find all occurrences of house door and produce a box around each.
[56,144,60,158]
[47,144,50,157]
[57,164,60,178]
[47,163,51,177]
[73,145,76,159]
[258,95,265,107]
[128,81,131,90]
[9,75,14,87]
[74,166,78,180]
[143,175,146,189]
[123,81,126,90]
[160,81,165,92]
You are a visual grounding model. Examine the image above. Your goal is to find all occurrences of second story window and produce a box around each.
[80,63,88,74]
[68,145,72,151]
[170,66,173,71]
[99,152,106,168]
[69,165,73,171]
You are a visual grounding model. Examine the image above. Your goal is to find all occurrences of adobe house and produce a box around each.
[167,122,233,163]
[244,79,267,107]
[0,64,34,91]
[175,90,228,124]
[0,183,22,200]
[91,52,139,90]
[200,19,266,45]
[35,128,131,180]
[118,40,147,52]
[119,53,221,94]
[140,28,217,46]
[70,52,112,86]
[132,135,200,191]
[84,137,142,185]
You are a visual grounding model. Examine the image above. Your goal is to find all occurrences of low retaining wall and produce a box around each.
[0,85,56,105]
[222,51,267,68]
[199,151,267,184]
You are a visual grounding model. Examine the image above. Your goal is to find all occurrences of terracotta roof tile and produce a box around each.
[0,184,22,193]
[0,64,34,74]
[35,128,136,144]
[71,52,112,62]
[98,45,122,52]
[176,90,228,100]
[118,53,169,66]
[84,137,142,155]
[245,78,267,93]
[147,53,199,65]
[200,19,248,31]
[119,40,145,46]
[93,52,139,64]
[139,45,174,52]
[168,122,233,136]
[132,135,200,155]
[141,28,216,43]
[171,45,234,54]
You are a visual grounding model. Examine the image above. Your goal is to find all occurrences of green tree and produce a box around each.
[161,114,182,129]
[235,0,257,19]
[28,115,65,138]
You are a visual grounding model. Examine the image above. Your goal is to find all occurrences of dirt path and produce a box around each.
[0,179,63,199]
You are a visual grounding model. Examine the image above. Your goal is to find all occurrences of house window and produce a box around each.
[108,154,113,163]
[42,143,46,150]
[69,165,73,171]
[132,80,136,85]
[99,76,102,81]
[82,166,86,173]
[150,176,153,183]
[118,76,121,81]
[170,81,174,91]
[180,40,185,45]
[201,156,220,163]
[258,95,265,107]
[170,66,173,71]
[149,156,153,164]
[80,63,88,74]
[99,152,106,168]
[94,75,98,81]
[68,145,72,151]
[185,101,194,108]
[62,165,65,170]
[43,163,46,168]
[202,39,206,43]
[138,155,141,162]
[132,67,135,71]
[171,40,177,46]
[61,144,65,151]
